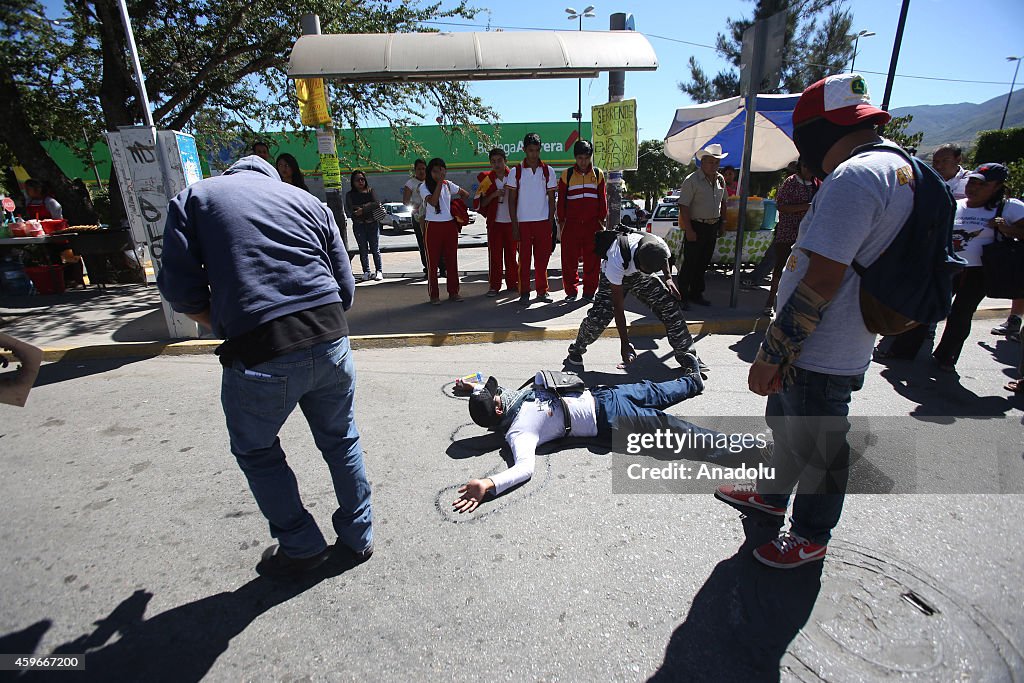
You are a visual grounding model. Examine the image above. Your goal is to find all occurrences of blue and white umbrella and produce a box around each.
[663,93,801,172]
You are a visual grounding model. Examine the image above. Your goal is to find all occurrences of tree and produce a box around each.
[680,0,855,104]
[1,0,499,223]
[880,114,924,152]
[623,140,691,210]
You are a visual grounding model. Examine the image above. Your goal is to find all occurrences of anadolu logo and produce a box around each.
[850,77,867,96]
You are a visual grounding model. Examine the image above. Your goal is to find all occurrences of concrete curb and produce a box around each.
[35,307,1012,362]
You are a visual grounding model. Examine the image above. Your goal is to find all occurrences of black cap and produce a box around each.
[967,163,1009,183]
[634,235,671,274]
[468,376,502,428]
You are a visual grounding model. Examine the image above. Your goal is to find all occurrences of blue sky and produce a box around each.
[424,0,1024,140]
[40,0,1024,139]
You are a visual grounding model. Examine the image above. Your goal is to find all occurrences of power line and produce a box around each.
[421,20,1018,87]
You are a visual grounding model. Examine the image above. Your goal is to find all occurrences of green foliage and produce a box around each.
[680,0,855,103]
[623,140,691,208]
[1005,160,1024,200]
[2,0,499,185]
[880,114,924,152]
[974,127,1024,166]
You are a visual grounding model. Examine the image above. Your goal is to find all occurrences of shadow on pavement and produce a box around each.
[31,356,151,388]
[876,360,1015,420]
[648,514,823,683]
[1,556,363,682]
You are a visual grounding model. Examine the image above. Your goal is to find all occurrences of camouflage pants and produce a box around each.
[570,272,695,362]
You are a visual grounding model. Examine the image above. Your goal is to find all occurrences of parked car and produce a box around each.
[382,202,414,231]
[619,199,647,227]
[644,201,679,240]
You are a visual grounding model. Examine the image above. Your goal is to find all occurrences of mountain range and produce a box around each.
[890,88,1024,155]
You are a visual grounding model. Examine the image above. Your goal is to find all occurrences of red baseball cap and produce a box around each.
[793,73,891,128]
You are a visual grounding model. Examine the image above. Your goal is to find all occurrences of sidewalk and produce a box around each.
[0,242,1011,359]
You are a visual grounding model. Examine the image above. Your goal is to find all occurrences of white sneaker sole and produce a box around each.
[753,547,827,568]
[714,489,786,516]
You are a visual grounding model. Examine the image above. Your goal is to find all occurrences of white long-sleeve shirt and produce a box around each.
[490,391,599,495]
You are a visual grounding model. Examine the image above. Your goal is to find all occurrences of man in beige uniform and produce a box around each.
[675,144,729,309]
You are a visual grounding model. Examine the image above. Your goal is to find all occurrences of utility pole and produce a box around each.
[1001,57,1022,130]
[301,14,349,249]
[565,6,596,134]
[606,12,628,229]
[880,0,910,112]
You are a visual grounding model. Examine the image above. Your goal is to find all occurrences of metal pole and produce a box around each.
[850,35,860,73]
[880,0,910,112]
[116,0,154,128]
[1000,58,1021,130]
[606,12,626,229]
[577,15,583,134]
[732,20,765,308]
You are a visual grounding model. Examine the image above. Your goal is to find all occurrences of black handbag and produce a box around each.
[981,201,1024,299]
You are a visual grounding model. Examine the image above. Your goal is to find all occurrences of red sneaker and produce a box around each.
[753,531,827,569]
[714,483,786,516]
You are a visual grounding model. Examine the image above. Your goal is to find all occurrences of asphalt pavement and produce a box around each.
[1,325,1021,681]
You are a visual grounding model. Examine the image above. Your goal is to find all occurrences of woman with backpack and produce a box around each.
[932,163,1024,372]
[420,157,471,304]
[345,170,385,282]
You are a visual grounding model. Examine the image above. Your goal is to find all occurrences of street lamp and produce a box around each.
[849,29,875,73]
[1001,56,1022,130]
[566,5,596,134]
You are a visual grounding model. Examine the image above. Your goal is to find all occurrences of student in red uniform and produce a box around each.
[507,133,558,305]
[475,148,519,297]
[420,157,471,305]
[556,140,607,302]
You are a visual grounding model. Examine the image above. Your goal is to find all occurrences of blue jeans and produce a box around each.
[353,222,382,274]
[220,337,373,559]
[758,367,864,544]
[594,376,756,464]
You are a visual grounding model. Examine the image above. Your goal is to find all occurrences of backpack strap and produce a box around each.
[562,166,575,215]
[850,141,918,277]
[619,234,633,270]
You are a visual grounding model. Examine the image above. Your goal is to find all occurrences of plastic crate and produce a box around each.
[24,265,66,295]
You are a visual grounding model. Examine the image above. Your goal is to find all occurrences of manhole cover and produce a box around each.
[783,540,1023,681]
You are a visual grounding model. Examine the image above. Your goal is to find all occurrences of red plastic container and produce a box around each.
[24,265,66,295]
[40,219,68,235]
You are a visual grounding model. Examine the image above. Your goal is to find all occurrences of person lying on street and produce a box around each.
[452,355,766,513]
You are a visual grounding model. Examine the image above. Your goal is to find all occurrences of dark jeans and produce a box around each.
[934,267,987,365]
[676,220,719,300]
[593,376,760,464]
[353,222,382,274]
[220,337,373,559]
[757,367,864,545]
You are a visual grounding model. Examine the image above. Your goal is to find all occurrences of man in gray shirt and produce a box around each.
[715,74,913,569]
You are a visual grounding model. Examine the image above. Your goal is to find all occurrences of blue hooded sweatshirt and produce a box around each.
[157,156,355,340]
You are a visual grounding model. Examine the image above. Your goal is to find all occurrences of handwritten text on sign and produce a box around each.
[592,99,638,172]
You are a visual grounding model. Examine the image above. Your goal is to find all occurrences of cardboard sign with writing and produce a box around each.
[592,99,639,172]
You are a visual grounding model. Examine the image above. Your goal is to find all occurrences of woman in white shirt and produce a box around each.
[420,158,470,304]
[933,163,1024,372]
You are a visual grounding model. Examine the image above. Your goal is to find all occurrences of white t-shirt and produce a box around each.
[944,167,970,201]
[506,163,557,222]
[491,391,599,495]
[404,177,425,219]
[952,198,1024,268]
[776,147,915,376]
[493,174,512,223]
[419,180,462,223]
[602,232,668,285]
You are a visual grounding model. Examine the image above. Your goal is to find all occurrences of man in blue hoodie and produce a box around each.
[158,156,373,578]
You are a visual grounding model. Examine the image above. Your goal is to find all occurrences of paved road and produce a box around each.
[0,327,1021,680]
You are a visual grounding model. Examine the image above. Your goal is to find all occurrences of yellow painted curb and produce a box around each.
[35,307,1010,362]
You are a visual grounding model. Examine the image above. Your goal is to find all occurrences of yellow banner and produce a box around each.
[296,78,332,127]
[319,154,342,190]
[591,99,639,172]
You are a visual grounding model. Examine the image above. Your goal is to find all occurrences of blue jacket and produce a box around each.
[157,156,355,339]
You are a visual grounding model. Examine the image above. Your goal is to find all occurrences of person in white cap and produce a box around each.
[716,73,914,569]
[676,143,729,309]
